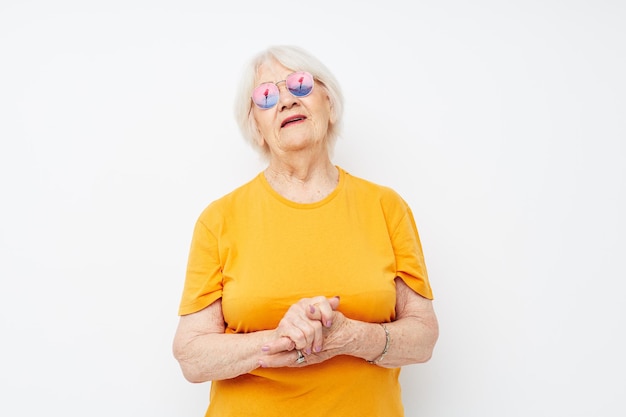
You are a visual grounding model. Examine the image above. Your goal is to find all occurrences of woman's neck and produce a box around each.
[264,159,339,203]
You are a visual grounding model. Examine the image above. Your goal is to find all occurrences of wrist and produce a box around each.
[366,323,390,365]
[339,320,387,362]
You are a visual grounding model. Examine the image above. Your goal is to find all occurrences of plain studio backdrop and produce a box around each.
[1,1,624,416]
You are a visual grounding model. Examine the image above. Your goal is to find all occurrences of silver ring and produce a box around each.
[295,350,306,364]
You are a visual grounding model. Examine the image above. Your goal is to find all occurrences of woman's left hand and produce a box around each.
[259,278,439,369]
[259,296,341,367]
[259,302,352,368]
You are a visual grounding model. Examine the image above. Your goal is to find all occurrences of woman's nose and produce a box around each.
[277,83,298,110]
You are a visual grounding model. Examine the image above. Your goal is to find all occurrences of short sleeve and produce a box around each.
[177,217,224,315]
[391,204,434,300]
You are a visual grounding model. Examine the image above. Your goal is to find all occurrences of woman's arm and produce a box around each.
[369,277,439,367]
[316,277,438,367]
[261,277,439,368]
[173,299,272,382]
[175,279,438,376]
[173,296,341,381]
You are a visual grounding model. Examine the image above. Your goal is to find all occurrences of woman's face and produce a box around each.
[252,60,333,158]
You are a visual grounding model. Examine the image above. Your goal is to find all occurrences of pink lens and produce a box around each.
[252,83,280,109]
[251,71,314,109]
[285,72,314,97]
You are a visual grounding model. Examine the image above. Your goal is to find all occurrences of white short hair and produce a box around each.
[233,45,344,159]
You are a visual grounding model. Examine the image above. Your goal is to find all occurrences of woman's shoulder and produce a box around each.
[340,166,406,204]
[196,173,264,220]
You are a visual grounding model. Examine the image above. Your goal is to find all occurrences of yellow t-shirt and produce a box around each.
[179,166,433,417]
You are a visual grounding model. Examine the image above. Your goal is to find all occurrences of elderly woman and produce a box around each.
[173,45,438,416]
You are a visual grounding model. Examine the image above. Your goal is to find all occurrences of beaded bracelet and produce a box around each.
[367,323,390,364]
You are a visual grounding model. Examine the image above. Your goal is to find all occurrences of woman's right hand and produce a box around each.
[263,296,340,356]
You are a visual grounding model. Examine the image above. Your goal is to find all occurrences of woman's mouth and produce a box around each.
[281,115,307,128]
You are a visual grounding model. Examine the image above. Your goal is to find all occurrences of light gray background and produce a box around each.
[1,1,624,416]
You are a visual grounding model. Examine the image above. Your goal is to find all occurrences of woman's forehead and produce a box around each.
[255,60,294,83]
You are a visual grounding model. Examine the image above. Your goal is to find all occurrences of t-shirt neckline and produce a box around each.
[258,165,345,209]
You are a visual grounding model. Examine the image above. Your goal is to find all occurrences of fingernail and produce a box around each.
[305,348,311,355]
[261,345,269,352]
[258,360,266,368]
[314,346,322,352]
[309,305,315,314]
[326,320,332,327]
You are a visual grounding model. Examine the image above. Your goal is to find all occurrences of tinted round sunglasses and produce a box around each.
[251,71,314,110]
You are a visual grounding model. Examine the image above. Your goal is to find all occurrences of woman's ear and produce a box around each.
[327,96,336,124]
[253,126,265,148]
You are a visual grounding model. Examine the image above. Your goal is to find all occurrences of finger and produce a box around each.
[281,325,309,351]
[258,349,308,369]
[310,318,324,353]
[306,303,322,321]
[328,295,340,310]
[295,318,318,353]
[261,336,295,355]
[311,296,340,328]
[303,305,325,350]
[283,315,320,351]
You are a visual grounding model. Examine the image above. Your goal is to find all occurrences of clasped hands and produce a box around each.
[259,296,343,368]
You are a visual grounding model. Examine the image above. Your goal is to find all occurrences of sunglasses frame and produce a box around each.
[251,71,315,110]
